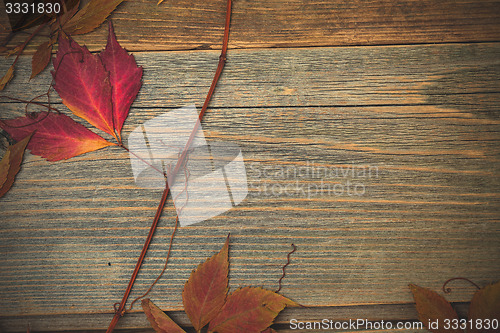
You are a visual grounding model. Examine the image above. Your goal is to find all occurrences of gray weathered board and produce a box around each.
[0,43,499,331]
[2,0,500,52]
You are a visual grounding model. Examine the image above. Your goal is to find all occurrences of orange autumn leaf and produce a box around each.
[0,112,115,161]
[64,0,125,35]
[468,281,500,333]
[182,235,229,331]
[31,40,53,80]
[409,284,462,333]
[141,299,186,333]
[0,134,31,198]
[207,287,299,333]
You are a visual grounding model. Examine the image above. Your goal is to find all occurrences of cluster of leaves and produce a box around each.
[0,0,126,90]
[142,235,299,333]
[409,281,500,333]
[0,20,141,197]
[0,20,142,162]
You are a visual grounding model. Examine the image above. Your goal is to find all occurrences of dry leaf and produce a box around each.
[0,112,115,161]
[52,1,81,32]
[261,328,278,333]
[208,287,299,333]
[0,134,32,198]
[468,281,500,333]
[64,0,125,35]
[0,64,15,91]
[31,41,53,79]
[141,299,186,333]
[182,235,229,331]
[0,151,10,189]
[99,20,142,139]
[409,284,462,333]
[52,34,116,138]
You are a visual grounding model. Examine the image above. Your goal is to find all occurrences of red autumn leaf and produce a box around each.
[0,112,115,161]
[64,0,125,35]
[468,281,500,333]
[182,235,229,331]
[409,284,462,333]
[31,40,53,80]
[261,328,278,333]
[141,299,186,333]
[52,34,116,139]
[208,287,299,333]
[0,133,31,198]
[99,20,142,140]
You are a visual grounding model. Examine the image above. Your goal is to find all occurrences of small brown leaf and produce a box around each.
[468,281,500,333]
[0,134,32,198]
[31,41,53,79]
[141,299,186,333]
[51,1,80,33]
[409,284,462,333]
[64,0,125,35]
[0,151,10,189]
[183,235,229,331]
[208,287,299,333]
[0,64,14,91]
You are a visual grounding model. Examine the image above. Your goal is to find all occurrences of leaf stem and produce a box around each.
[118,143,166,177]
[105,1,232,331]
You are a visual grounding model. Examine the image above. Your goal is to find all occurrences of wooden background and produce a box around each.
[1,0,500,332]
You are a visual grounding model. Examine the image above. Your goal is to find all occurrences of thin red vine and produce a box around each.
[105,0,232,331]
[276,244,297,293]
[442,277,480,294]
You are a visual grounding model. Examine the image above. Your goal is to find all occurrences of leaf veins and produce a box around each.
[0,112,115,161]
[182,235,230,331]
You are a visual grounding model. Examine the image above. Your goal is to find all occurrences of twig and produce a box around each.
[442,277,480,294]
[276,244,296,293]
[105,0,232,331]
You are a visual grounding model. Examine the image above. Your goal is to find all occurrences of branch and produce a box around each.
[105,0,233,331]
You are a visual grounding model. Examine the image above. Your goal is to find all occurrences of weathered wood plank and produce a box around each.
[0,45,499,330]
[0,303,471,332]
[0,107,498,313]
[1,0,500,53]
[1,43,500,111]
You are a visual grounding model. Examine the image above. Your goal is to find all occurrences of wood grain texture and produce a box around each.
[0,43,499,331]
[1,0,500,54]
[0,303,471,332]
[2,43,500,109]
